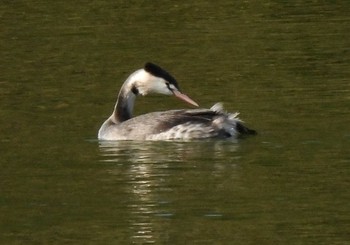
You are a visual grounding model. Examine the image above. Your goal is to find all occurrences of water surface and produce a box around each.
[1,1,350,244]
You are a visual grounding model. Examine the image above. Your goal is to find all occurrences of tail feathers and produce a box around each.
[210,103,256,137]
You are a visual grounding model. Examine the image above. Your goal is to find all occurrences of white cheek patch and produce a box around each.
[151,78,172,95]
[132,70,174,95]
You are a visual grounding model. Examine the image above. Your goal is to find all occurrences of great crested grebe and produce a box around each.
[98,62,256,140]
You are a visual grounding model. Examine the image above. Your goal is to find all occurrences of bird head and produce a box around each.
[133,62,199,107]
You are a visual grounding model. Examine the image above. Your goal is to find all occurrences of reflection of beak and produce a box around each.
[172,90,199,107]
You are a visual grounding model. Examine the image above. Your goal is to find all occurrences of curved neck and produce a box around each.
[111,71,140,123]
[113,90,136,123]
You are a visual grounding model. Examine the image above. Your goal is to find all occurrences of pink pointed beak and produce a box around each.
[173,90,199,107]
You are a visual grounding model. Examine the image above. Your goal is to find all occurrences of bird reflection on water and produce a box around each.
[99,140,239,164]
[98,140,240,243]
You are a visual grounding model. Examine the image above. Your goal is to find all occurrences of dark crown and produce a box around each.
[144,62,180,90]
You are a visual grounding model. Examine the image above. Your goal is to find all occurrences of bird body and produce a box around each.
[98,63,255,141]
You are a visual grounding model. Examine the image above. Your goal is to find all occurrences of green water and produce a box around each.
[1,1,350,244]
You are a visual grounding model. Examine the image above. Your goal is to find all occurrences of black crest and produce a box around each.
[144,62,180,90]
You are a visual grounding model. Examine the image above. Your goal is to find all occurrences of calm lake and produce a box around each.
[1,1,350,244]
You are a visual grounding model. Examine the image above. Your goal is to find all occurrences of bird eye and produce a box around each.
[166,82,172,91]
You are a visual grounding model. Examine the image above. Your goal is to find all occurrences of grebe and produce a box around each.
[98,63,256,140]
